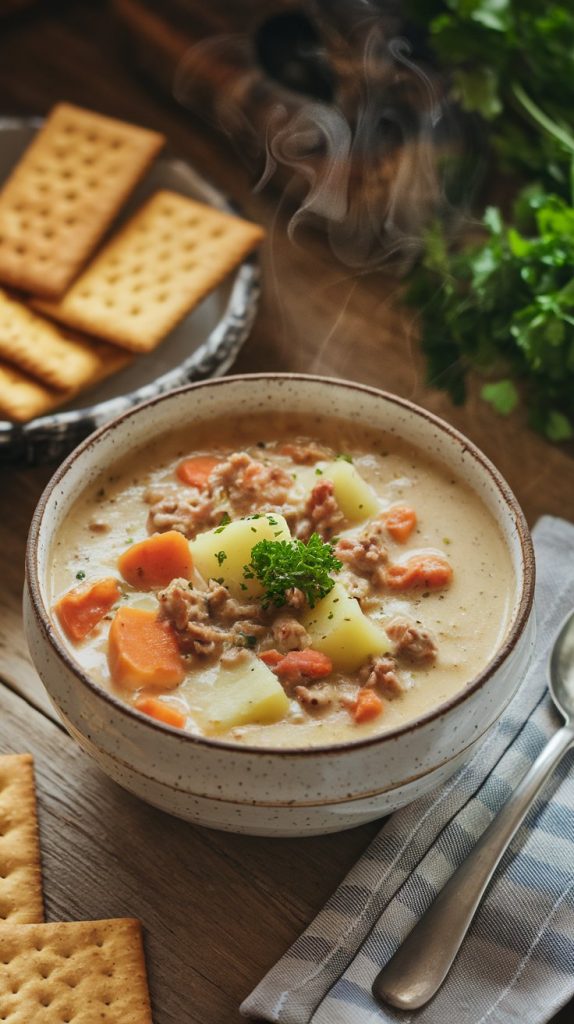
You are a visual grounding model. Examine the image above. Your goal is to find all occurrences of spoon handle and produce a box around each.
[373,723,574,1011]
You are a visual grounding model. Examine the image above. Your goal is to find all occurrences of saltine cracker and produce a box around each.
[34,189,265,351]
[0,754,43,924]
[0,103,165,298]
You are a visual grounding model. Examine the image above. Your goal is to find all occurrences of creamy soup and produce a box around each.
[49,414,514,748]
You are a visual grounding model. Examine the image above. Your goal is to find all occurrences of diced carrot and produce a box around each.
[259,649,284,667]
[108,607,185,691]
[176,455,221,489]
[54,577,120,642]
[118,530,192,590]
[386,554,453,590]
[134,696,187,729]
[352,688,384,723]
[384,506,417,543]
[274,649,333,680]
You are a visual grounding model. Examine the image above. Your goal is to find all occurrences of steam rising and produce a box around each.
[174,3,459,271]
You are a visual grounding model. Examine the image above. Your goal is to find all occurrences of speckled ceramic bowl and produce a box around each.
[24,375,535,836]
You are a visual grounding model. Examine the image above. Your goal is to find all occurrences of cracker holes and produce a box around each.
[111,139,123,150]
[156,292,168,303]
[62,123,76,134]
[129,306,141,316]
[211,227,224,239]
[65,191,78,203]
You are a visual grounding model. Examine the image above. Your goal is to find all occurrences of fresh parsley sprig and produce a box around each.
[243,534,342,609]
[408,187,574,441]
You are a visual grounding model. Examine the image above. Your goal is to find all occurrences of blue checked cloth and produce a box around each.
[242,516,574,1024]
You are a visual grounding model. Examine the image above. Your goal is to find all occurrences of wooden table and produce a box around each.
[0,4,572,1023]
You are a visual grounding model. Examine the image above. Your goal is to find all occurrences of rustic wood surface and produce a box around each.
[0,3,572,1023]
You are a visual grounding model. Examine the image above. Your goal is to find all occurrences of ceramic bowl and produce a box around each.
[24,375,535,837]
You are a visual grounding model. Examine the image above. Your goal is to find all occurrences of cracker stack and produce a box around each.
[0,754,154,1023]
[0,103,165,299]
[0,102,265,424]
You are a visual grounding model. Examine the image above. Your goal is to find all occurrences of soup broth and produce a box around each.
[49,413,515,748]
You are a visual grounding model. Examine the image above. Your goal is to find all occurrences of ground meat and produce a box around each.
[272,613,310,652]
[88,519,110,533]
[386,617,438,663]
[296,480,344,541]
[294,684,335,708]
[145,487,220,539]
[220,646,251,668]
[336,519,388,586]
[359,655,404,698]
[206,580,262,624]
[157,578,208,629]
[157,578,230,656]
[279,441,331,464]
[209,452,293,515]
[285,587,306,610]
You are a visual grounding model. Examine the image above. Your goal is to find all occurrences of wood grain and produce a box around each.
[0,3,571,1023]
[0,683,379,1024]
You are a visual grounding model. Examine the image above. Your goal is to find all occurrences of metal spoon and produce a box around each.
[373,609,574,1012]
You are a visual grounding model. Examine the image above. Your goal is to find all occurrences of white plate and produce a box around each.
[0,117,261,464]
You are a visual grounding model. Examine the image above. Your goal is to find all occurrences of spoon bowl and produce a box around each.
[549,609,574,723]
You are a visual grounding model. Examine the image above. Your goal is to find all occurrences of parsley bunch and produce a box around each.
[408,187,574,440]
[244,534,342,609]
[407,1,574,192]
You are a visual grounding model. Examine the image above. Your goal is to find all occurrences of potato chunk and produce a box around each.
[302,583,389,672]
[189,513,291,597]
[322,461,379,522]
[192,655,290,733]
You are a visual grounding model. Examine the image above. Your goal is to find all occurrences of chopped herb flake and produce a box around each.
[215,550,227,566]
[75,570,86,581]
[336,453,353,463]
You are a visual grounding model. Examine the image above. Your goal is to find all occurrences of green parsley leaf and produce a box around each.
[75,570,86,581]
[215,550,227,566]
[243,533,343,609]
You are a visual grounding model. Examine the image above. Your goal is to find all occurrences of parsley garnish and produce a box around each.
[214,512,231,534]
[336,453,353,463]
[215,550,227,566]
[243,533,342,609]
[239,633,257,649]
[75,570,86,581]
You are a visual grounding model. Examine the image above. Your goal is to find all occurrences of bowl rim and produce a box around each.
[26,372,536,758]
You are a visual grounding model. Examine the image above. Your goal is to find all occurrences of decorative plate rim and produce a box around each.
[0,116,261,464]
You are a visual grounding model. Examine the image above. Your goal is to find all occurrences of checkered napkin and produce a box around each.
[242,516,574,1024]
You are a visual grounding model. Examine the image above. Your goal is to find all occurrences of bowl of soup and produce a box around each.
[24,374,535,836]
